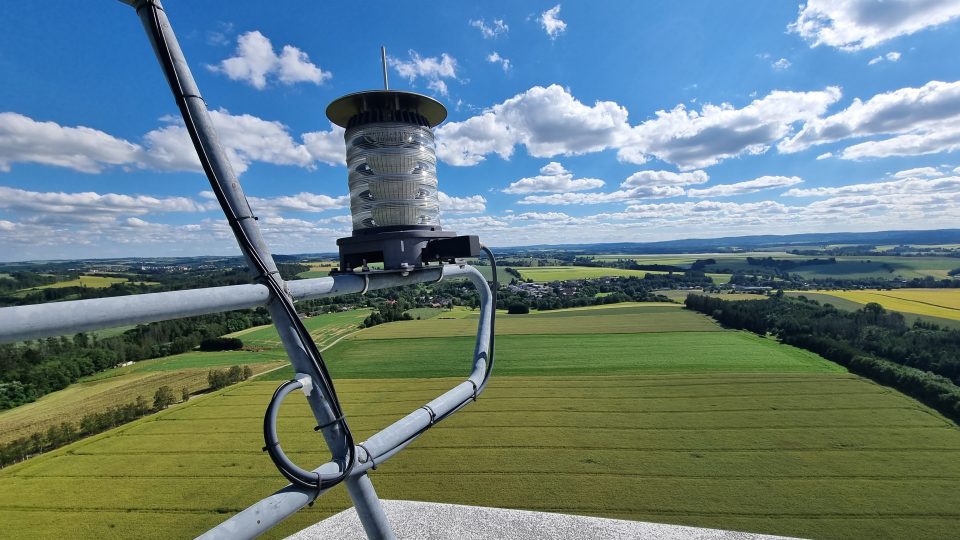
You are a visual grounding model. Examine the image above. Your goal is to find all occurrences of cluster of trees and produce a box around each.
[690,258,716,270]
[207,365,253,390]
[199,337,244,351]
[360,303,413,328]
[746,256,837,272]
[0,309,270,409]
[684,294,960,421]
[507,303,530,314]
[496,274,702,312]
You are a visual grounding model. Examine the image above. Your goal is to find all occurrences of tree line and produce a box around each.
[684,294,960,422]
[0,271,76,293]
[0,365,253,468]
[0,310,270,410]
[0,263,307,308]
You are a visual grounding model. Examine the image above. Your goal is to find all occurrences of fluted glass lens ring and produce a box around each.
[345,122,441,231]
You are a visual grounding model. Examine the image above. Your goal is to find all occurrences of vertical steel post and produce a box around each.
[347,473,396,539]
[121,1,394,537]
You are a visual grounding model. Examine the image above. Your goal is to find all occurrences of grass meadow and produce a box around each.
[1,304,958,539]
[226,309,370,350]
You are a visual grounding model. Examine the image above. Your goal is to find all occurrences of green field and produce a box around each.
[266,331,838,381]
[2,304,958,539]
[229,309,370,350]
[353,304,719,340]
[516,266,667,281]
[404,307,447,320]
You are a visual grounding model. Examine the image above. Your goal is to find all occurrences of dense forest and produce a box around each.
[684,294,960,422]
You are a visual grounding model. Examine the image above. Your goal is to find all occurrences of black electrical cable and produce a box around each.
[479,245,497,392]
[139,1,354,491]
[263,380,324,488]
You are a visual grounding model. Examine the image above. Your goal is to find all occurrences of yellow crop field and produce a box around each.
[814,289,960,320]
[22,275,131,291]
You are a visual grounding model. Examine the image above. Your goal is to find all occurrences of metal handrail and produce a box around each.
[0,263,493,540]
[0,266,460,345]
[200,264,493,539]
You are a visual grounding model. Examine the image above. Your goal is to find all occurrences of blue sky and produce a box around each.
[1,1,960,260]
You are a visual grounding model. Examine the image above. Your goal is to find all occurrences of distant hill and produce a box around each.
[5,229,960,266]
[493,229,960,255]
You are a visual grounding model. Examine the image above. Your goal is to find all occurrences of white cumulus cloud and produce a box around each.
[439,192,487,213]
[143,110,315,175]
[470,18,509,38]
[0,186,209,224]
[247,192,349,216]
[302,124,347,166]
[789,0,960,50]
[511,212,572,221]
[0,112,143,173]
[779,80,960,159]
[621,87,841,170]
[892,166,942,178]
[436,85,841,170]
[540,5,567,39]
[208,31,331,89]
[620,170,709,188]
[869,51,902,64]
[503,162,605,194]
[772,58,792,70]
[840,129,960,160]
[783,175,960,197]
[487,52,512,72]
[0,110,343,176]
[436,84,630,166]
[518,185,685,205]
[389,50,458,96]
[687,176,803,198]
